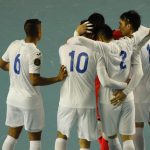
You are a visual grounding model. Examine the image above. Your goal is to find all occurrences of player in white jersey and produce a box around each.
[115,10,150,150]
[132,39,150,150]
[0,19,67,150]
[75,22,150,150]
[54,19,129,150]
[75,10,150,150]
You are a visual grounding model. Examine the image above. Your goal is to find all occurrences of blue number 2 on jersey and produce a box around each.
[147,44,150,63]
[69,51,89,73]
[14,54,21,74]
[120,50,127,70]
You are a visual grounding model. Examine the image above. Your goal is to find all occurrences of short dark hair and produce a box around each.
[96,24,113,40]
[120,10,141,31]
[88,13,105,26]
[88,13,105,38]
[80,13,105,40]
[24,19,41,37]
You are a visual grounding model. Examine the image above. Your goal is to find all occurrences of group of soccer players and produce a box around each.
[0,10,150,150]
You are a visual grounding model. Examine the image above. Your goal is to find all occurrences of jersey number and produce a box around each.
[120,50,127,70]
[14,54,21,74]
[69,51,89,73]
[147,44,150,63]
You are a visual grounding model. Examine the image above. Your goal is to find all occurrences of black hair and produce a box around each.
[80,13,105,40]
[24,19,41,37]
[88,13,105,38]
[96,24,113,41]
[120,10,141,31]
[88,13,105,26]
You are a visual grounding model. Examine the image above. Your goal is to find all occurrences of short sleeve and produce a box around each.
[29,48,42,74]
[1,43,13,62]
[59,45,66,65]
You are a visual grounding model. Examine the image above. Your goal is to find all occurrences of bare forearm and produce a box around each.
[30,65,67,86]
[1,64,9,71]
[32,76,60,86]
[0,59,9,71]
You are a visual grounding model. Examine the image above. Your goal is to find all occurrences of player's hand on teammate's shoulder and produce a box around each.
[57,65,68,81]
[76,21,93,35]
[110,90,126,106]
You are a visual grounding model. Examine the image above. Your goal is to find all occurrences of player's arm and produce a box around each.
[0,58,9,71]
[97,57,127,89]
[76,36,107,53]
[29,48,67,86]
[122,50,143,95]
[111,51,143,106]
[135,35,150,53]
[132,25,150,46]
[30,65,67,86]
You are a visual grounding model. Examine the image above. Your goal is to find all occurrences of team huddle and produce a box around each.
[0,10,150,150]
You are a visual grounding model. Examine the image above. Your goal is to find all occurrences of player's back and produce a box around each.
[99,38,133,82]
[4,40,42,109]
[99,38,134,103]
[59,37,100,108]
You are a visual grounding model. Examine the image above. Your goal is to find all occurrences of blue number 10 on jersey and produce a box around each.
[69,51,89,73]
[14,54,21,74]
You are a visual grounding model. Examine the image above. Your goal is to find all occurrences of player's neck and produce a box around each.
[126,30,134,37]
[25,37,38,46]
[105,38,112,43]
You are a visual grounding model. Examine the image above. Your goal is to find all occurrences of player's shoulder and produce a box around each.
[59,44,68,49]
[107,40,121,54]
[113,37,131,48]
[9,39,23,47]
[6,40,24,53]
[103,40,117,51]
[59,43,69,53]
[24,43,41,59]
[26,43,40,53]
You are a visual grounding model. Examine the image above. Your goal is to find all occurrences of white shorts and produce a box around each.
[57,105,99,141]
[6,104,45,132]
[100,97,135,137]
[135,103,150,123]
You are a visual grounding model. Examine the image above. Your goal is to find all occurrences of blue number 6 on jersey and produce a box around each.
[120,50,127,70]
[14,54,21,74]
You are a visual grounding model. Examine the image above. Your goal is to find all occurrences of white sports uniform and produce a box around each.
[2,40,44,132]
[58,37,127,141]
[76,26,150,137]
[134,38,150,122]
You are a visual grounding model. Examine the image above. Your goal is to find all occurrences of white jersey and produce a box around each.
[59,38,100,108]
[59,38,126,108]
[77,26,149,104]
[98,38,135,104]
[2,40,43,109]
[134,38,150,103]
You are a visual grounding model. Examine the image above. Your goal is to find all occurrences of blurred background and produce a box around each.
[0,0,150,149]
